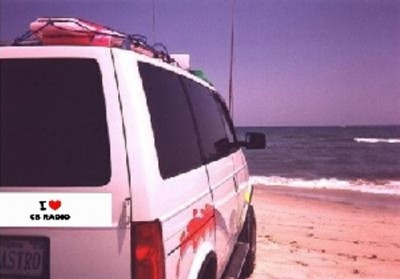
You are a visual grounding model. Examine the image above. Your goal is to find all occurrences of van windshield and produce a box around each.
[0,58,111,186]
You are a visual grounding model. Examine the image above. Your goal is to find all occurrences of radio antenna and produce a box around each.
[152,0,156,42]
[228,0,235,119]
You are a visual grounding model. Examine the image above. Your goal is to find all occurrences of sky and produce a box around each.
[1,0,399,127]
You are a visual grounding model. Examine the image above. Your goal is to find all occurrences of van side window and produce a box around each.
[139,63,202,179]
[183,79,232,163]
[0,58,111,186]
[215,97,237,146]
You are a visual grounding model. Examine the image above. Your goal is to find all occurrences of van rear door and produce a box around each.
[0,47,132,279]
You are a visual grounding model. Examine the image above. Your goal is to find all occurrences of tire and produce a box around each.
[197,253,217,279]
[240,205,256,278]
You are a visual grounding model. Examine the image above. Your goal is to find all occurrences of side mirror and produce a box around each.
[241,132,266,149]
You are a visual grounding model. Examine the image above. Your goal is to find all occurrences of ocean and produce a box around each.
[236,126,400,195]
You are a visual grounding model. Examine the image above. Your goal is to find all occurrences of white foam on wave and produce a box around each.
[250,176,400,195]
[354,137,400,144]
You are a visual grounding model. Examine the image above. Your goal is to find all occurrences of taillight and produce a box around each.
[131,220,165,279]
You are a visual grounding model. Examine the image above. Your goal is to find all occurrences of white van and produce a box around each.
[0,18,265,279]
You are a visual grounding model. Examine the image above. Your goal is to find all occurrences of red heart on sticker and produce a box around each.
[49,200,62,210]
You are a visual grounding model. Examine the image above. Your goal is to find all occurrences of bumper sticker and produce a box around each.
[0,193,112,227]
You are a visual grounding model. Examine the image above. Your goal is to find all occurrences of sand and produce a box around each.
[248,185,400,279]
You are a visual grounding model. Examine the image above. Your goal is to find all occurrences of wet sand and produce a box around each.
[249,185,400,279]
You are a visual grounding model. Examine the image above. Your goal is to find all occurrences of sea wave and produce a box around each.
[250,176,400,195]
[354,137,400,144]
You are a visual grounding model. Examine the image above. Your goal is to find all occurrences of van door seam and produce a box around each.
[110,50,132,189]
[178,76,214,200]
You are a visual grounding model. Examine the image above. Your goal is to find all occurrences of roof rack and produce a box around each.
[12,17,175,65]
[7,17,214,86]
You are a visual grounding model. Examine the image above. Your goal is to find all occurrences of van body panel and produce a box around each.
[108,49,160,221]
[111,49,217,278]
[205,156,239,276]
[231,149,251,229]
[162,176,215,279]
[0,228,132,279]
[0,47,132,278]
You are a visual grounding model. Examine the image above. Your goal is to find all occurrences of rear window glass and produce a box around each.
[0,58,111,186]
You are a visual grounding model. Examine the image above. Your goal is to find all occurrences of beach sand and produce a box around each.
[248,185,400,279]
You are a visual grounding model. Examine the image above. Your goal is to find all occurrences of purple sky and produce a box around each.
[1,0,399,126]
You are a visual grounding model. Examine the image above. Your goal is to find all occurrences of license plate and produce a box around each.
[0,236,49,279]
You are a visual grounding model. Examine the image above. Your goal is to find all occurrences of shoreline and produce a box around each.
[249,176,400,197]
[249,184,400,278]
[254,184,400,210]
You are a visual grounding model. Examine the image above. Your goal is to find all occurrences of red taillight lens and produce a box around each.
[131,220,165,279]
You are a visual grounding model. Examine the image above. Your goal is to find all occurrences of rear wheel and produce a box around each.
[239,205,256,278]
[197,253,217,279]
